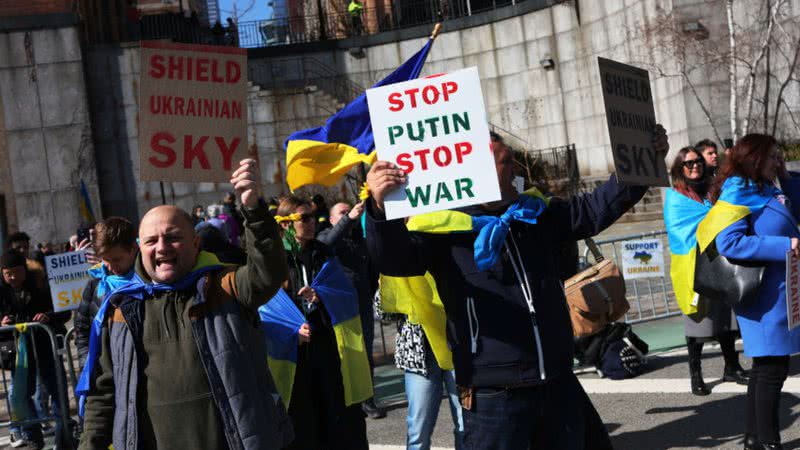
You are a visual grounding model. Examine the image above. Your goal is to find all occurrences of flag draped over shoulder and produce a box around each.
[259,289,306,406]
[284,40,433,191]
[696,176,778,253]
[310,259,373,406]
[663,189,710,315]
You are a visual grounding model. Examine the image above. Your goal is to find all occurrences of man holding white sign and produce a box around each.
[365,67,669,448]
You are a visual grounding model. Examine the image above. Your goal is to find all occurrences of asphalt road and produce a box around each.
[366,345,800,450]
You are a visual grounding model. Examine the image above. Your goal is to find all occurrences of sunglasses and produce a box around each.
[297,213,314,224]
[682,159,704,168]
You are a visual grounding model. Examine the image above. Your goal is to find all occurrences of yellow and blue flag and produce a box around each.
[697,176,778,253]
[663,189,710,315]
[259,289,306,406]
[380,272,453,370]
[310,259,373,406]
[284,40,433,191]
[79,179,96,223]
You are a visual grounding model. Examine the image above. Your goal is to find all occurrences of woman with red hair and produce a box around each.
[701,134,800,450]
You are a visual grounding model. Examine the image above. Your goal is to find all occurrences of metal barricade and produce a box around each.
[0,322,74,447]
[62,328,79,396]
[582,230,681,324]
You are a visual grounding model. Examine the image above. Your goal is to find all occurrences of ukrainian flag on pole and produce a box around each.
[284,38,434,191]
[79,180,96,223]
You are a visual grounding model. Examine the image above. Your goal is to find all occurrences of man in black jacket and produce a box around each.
[365,128,668,449]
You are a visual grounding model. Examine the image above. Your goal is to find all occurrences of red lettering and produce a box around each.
[174,97,185,116]
[150,132,176,168]
[397,153,414,174]
[150,55,165,79]
[186,57,193,81]
[215,137,240,170]
[211,60,224,83]
[422,85,440,105]
[442,81,458,101]
[196,58,210,82]
[455,141,472,163]
[183,135,211,169]
[388,92,404,112]
[414,148,431,171]
[226,60,241,83]
[433,146,452,167]
[405,88,420,108]
[168,56,183,80]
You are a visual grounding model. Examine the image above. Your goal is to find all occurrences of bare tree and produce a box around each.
[635,0,800,146]
[221,0,259,23]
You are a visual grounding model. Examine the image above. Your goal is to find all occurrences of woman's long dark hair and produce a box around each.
[709,133,778,202]
[670,146,706,196]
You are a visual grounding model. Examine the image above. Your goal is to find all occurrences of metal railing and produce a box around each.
[582,230,681,324]
[514,144,581,197]
[238,0,566,48]
[0,323,75,447]
[249,55,363,104]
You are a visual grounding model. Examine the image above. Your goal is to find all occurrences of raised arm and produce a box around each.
[546,175,648,242]
[317,214,356,247]
[230,159,289,311]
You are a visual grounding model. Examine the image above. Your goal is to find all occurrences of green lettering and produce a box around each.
[406,184,431,207]
[453,112,470,132]
[435,181,453,203]
[388,125,403,145]
[456,178,475,199]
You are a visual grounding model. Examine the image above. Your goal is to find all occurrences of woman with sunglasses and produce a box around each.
[664,146,748,397]
[274,195,369,450]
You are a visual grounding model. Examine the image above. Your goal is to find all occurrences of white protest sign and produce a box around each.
[786,250,800,330]
[621,239,665,280]
[45,251,91,312]
[598,57,668,187]
[366,67,501,220]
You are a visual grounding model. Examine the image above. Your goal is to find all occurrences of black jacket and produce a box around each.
[317,216,377,313]
[366,175,647,388]
[75,277,102,366]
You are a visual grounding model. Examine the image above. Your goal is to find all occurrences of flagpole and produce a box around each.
[430,23,442,40]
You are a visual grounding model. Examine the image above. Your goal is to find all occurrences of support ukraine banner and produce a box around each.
[284,40,433,191]
[663,189,710,315]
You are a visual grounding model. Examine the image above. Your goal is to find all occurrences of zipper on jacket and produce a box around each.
[466,297,480,354]
[505,231,547,381]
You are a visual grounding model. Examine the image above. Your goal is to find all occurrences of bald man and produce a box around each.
[79,159,293,450]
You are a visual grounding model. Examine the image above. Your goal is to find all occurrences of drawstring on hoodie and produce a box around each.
[466,297,479,354]
[505,231,547,381]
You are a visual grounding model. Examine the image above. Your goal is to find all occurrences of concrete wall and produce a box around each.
[0,26,101,245]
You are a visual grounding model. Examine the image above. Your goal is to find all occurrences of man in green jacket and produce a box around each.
[79,159,293,450]
[348,0,364,35]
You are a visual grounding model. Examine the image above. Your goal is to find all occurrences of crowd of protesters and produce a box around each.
[3,128,800,449]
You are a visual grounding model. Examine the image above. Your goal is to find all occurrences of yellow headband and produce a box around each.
[274,213,302,223]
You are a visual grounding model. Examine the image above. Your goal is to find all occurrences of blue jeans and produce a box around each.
[462,372,611,450]
[405,352,465,450]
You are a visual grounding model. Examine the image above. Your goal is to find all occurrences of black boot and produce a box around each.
[687,337,711,396]
[362,397,386,419]
[720,332,750,385]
